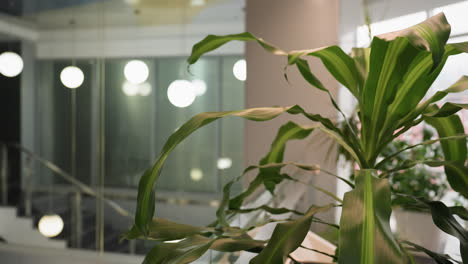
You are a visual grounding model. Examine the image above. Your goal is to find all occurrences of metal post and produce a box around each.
[129,239,136,255]
[0,144,8,205]
[23,157,33,217]
[70,191,82,248]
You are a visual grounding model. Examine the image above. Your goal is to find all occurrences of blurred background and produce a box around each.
[0,0,466,263]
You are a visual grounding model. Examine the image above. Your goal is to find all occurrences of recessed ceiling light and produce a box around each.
[191,0,205,7]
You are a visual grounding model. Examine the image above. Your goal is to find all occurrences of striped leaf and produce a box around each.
[424,102,468,117]
[250,205,334,264]
[143,235,265,264]
[188,32,361,99]
[187,32,286,65]
[133,105,348,235]
[377,12,451,68]
[425,114,468,198]
[134,106,297,235]
[351,47,371,84]
[288,46,362,97]
[122,218,211,241]
[392,75,468,139]
[339,170,408,264]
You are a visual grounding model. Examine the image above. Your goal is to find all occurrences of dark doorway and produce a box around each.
[0,42,21,205]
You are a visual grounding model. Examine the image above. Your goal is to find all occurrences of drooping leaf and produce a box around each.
[288,46,362,97]
[377,12,451,67]
[188,32,362,101]
[211,237,265,252]
[425,114,468,198]
[426,201,468,263]
[187,32,286,65]
[403,241,455,264]
[227,121,314,211]
[376,134,468,169]
[134,104,355,234]
[123,218,211,241]
[245,162,353,188]
[250,204,334,264]
[143,234,266,264]
[143,236,214,264]
[134,106,308,234]
[424,102,468,117]
[339,170,408,264]
[450,206,468,221]
[293,58,327,91]
[392,76,468,141]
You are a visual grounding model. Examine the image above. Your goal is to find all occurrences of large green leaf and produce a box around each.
[425,114,468,198]
[134,105,352,235]
[250,204,334,264]
[377,12,451,67]
[359,14,460,164]
[426,201,468,263]
[339,170,408,264]
[360,36,424,162]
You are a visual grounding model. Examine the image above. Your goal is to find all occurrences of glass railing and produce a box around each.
[0,142,309,263]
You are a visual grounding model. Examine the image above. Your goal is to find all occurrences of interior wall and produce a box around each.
[245,0,340,229]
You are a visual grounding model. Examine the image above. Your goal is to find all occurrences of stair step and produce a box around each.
[0,207,17,218]
[0,206,66,249]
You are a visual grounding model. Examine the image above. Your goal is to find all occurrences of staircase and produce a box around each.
[0,206,66,248]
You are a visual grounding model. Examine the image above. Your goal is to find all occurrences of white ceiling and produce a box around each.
[20,0,245,30]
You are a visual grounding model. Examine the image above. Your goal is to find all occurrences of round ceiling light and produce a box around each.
[38,214,64,238]
[233,59,247,81]
[60,66,84,89]
[124,60,149,84]
[167,80,196,108]
[0,51,24,77]
[190,168,203,182]
[217,157,233,170]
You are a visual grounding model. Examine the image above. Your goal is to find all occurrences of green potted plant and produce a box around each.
[124,13,468,263]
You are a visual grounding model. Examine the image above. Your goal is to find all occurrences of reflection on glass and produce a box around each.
[36,56,244,195]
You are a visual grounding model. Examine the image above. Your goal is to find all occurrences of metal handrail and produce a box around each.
[0,142,131,218]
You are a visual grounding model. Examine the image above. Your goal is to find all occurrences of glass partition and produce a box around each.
[36,55,244,194]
